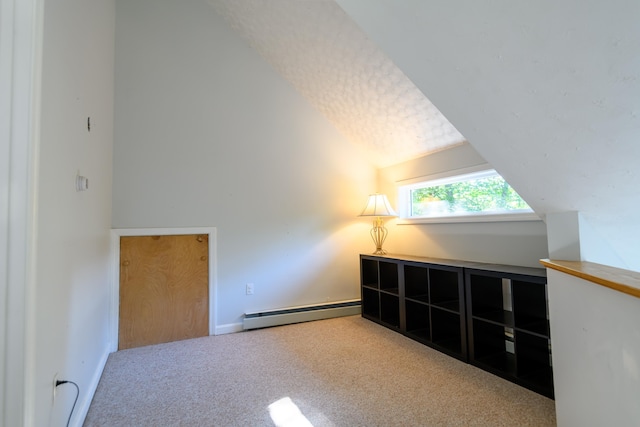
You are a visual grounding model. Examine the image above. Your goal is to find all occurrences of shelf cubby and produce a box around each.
[471,320,512,361]
[361,258,379,289]
[379,262,399,294]
[515,331,552,377]
[380,292,400,328]
[404,265,429,302]
[362,287,380,320]
[431,308,462,355]
[469,274,506,320]
[515,331,554,394]
[405,299,430,341]
[513,279,549,336]
[430,269,461,313]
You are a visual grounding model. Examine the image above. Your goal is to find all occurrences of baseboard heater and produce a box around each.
[243,299,361,330]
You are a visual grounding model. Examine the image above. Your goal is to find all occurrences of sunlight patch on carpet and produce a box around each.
[268,397,314,427]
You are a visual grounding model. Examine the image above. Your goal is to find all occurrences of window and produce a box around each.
[398,167,537,223]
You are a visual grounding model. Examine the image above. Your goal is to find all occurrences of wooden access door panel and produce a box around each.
[119,234,209,350]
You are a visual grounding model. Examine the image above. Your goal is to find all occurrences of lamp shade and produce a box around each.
[359,194,398,217]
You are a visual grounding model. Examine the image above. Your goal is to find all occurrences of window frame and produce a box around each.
[396,164,540,224]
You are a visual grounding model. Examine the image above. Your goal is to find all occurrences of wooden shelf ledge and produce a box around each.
[540,259,640,299]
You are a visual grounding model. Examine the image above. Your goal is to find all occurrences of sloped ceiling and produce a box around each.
[337,0,640,271]
[208,0,640,271]
[208,0,465,167]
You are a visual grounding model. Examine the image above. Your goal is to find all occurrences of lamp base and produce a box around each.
[370,217,388,255]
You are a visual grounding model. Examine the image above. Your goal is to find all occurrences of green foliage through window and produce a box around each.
[407,170,532,218]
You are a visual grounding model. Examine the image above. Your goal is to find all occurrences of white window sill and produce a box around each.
[397,211,541,225]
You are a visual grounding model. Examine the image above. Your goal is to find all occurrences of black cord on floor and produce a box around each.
[55,380,79,427]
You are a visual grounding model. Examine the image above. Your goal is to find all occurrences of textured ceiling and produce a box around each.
[208,0,465,167]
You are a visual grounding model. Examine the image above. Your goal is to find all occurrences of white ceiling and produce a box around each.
[337,0,640,271]
[209,0,465,167]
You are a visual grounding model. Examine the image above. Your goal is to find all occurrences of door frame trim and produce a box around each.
[109,227,217,352]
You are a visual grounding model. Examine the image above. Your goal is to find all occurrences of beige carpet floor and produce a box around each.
[84,315,555,426]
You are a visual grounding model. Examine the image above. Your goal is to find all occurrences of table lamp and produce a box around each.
[359,193,398,255]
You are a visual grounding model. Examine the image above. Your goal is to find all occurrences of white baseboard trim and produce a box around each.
[215,323,244,335]
[73,347,110,427]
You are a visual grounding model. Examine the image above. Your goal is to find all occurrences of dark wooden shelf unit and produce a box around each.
[361,255,466,361]
[360,254,553,399]
[361,258,400,330]
[466,268,553,398]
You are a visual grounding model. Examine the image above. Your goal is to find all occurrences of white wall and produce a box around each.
[337,0,640,272]
[0,0,42,424]
[547,269,640,426]
[35,0,115,425]
[378,144,548,268]
[112,0,376,329]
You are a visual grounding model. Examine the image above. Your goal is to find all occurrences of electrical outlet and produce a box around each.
[52,373,59,402]
[246,283,254,295]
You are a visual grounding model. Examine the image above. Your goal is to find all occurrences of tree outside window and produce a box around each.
[406,170,532,218]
